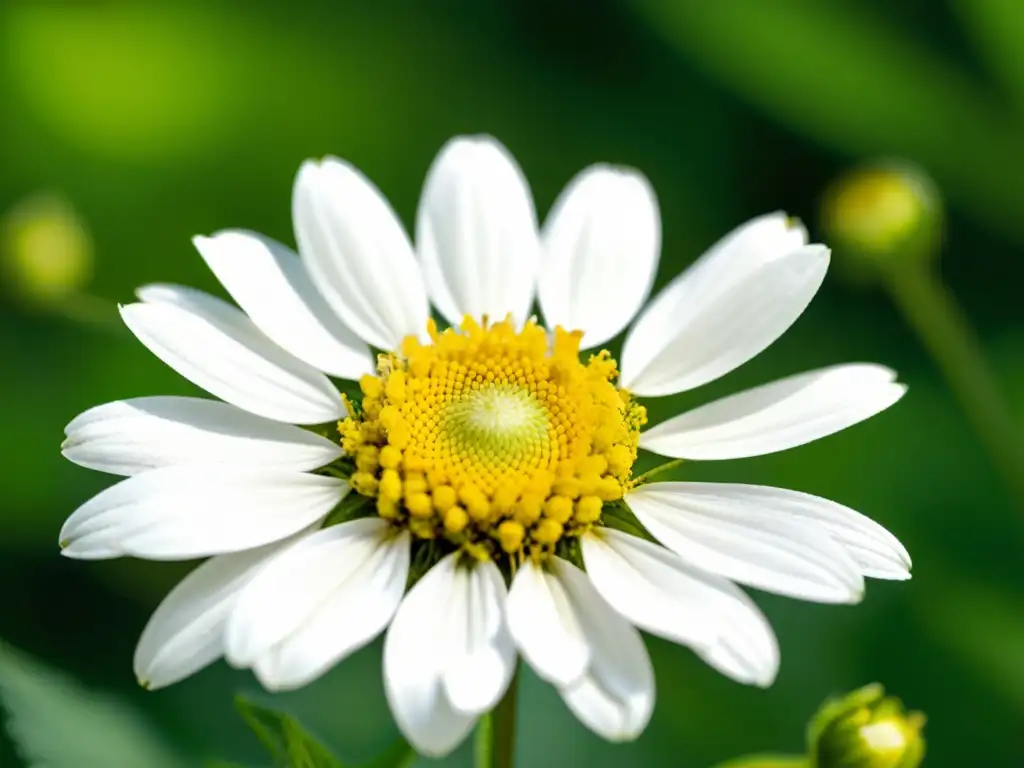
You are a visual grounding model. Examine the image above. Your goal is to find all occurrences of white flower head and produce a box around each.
[60,135,910,756]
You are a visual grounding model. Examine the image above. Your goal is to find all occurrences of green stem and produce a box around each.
[885,264,1024,511]
[475,668,519,768]
[633,458,685,485]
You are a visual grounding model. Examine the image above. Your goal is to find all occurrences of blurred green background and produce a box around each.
[2,0,1024,765]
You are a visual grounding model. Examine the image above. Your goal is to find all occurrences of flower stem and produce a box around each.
[885,263,1024,511]
[633,458,685,485]
[475,668,519,768]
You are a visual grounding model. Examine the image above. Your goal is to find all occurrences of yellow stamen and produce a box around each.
[338,316,645,561]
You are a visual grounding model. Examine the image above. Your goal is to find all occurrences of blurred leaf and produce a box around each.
[711,756,807,768]
[924,580,1024,711]
[0,640,187,768]
[360,738,417,768]
[953,0,1024,114]
[633,0,1024,245]
[4,5,245,162]
[234,696,417,768]
[236,695,343,768]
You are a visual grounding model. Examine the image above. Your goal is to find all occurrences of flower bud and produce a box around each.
[820,162,943,283]
[808,684,925,768]
[2,193,93,305]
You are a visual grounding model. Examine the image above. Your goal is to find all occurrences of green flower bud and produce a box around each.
[820,162,943,283]
[2,193,93,305]
[808,684,925,768]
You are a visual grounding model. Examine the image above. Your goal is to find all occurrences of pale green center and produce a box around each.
[443,385,550,466]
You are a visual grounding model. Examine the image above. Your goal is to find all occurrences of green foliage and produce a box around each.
[925,581,1024,712]
[234,696,416,768]
[322,490,374,527]
[5,5,246,162]
[953,0,1024,112]
[360,739,418,768]
[0,641,187,768]
[635,0,1024,246]
[235,695,344,768]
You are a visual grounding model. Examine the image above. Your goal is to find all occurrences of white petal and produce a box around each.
[245,523,411,691]
[560,672,652,743]
[619,241,828,397]
[684,212,808,282]
[416,136,540,326]
[845,546,912,581]
[582,529,778,687]
[133,528,313,690]
[699,629,779,689]
[552,559,654,741]
[652,483,910,581]
[136,282,238,317]
[539,165,660,348]
[440,560,516,715]
[194,230,372,379]
[384,554,481,757]
[226,517,389,665]
[59,465,344,560]
[293,157,429,350]
[581,530,714,648]
[122,286,342,424]
[506,559,590,687]
[618,213,806,345]
[641,364,906,460]
[62,397,341,476]
[626,483,864,603]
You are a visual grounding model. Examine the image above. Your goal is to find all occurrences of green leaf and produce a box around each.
[0,640,187,768]
[323,490,373,527]
[599,500,658,543]
[923,581,1024,711]
[633,0,1024,246]
[711,756,808,768]
[233,697,416,768]
[235,696,342,768]
[359,738,417,768]
[953,0,1024,113]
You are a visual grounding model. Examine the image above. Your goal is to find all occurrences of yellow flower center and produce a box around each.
[339,316,645,563]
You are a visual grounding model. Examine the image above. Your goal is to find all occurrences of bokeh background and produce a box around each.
[2,0,1023,766]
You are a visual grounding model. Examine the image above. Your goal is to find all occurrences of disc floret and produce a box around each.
[339,316,645,564]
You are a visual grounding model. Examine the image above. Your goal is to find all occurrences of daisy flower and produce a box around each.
[60,136,909,756]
